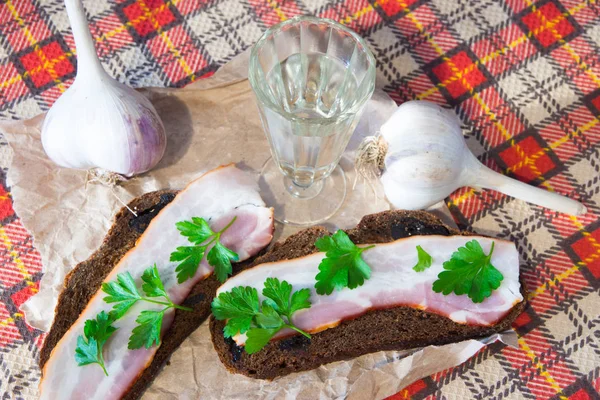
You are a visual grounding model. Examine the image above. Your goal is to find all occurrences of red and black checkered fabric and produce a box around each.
[0,0,599,399]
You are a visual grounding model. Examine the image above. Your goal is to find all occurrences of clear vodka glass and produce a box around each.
[249,16,376,225]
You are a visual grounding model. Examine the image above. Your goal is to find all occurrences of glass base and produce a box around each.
[259,158,347,226]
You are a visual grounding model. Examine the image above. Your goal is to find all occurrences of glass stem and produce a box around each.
[285,177,325,200]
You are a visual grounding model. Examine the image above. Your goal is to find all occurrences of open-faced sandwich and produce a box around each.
[39,165,275,399]
[210,211,525,379]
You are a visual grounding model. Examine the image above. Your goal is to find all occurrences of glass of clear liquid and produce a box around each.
[249,16,376,226]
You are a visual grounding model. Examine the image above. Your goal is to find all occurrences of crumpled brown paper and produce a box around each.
[0,51,517,399]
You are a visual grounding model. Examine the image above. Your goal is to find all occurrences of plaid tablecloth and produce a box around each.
[0,0,599,399]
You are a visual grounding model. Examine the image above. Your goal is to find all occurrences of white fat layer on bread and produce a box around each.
[39,165,274,400]
[217,235,523,346]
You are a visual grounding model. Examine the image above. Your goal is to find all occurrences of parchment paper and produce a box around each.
[0,51,517,399]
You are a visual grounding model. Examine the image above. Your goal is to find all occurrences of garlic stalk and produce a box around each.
[41,0,166,177]
[356,101,587,215]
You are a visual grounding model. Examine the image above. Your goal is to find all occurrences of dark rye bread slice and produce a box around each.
[38,189,260,400]
[210,210,527,380]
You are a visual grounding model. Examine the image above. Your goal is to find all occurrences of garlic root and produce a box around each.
[85,169,138,217]
[355,135,387,181]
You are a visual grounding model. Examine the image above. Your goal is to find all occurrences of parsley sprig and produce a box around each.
[432,240,503,303]
[413,245,433,272]
[314,230,375,295]
[211,278,311,354]
[170,217,239,284]
[102,265,192,349]
[74,311,117,376]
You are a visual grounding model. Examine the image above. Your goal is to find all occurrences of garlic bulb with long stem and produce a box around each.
[356,101,586,215]
[41,0,166,177]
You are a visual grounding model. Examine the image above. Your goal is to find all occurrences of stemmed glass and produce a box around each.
[249,16,376,226]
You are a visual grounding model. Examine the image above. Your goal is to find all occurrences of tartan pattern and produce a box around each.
[0,0,599,398]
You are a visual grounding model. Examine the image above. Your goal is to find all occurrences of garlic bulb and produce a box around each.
[380,101,465,210]
[41,0,166,177]
[358,100,586,215]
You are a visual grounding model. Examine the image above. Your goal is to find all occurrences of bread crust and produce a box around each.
[209,210,527,380]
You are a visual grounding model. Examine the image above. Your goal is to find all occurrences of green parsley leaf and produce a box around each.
[289,288,312,315]
[314,230,375,295]
[107,300,137,321]
[102,272,141,303]
[211,278,312,354]
[223,316,254,339]
[75,336,100,366]
[262,277,292,314]
[171,217,239,284]
[432,240,504,303]
[141,264,169,298]
[413,245,433,272]
[207,242,238,283]
[102,272,142,319]
[175,217,214,244]
[254,303,284,329]
[245,328,280,354]
[75,311,117,376]
[212,286,259,337]
[83,310,117,345]
[128,310,163,349]
[212,286,260,319]
[170,246,205,284]
[262,277,311,318]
